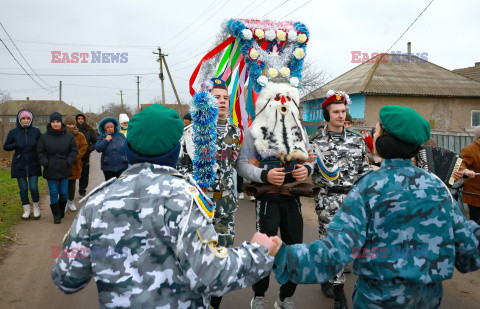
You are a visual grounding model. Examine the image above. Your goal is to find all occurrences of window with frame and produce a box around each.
[472,110,480,127]
[10,117,16,122]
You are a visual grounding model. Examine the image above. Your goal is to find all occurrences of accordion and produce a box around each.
[417,146,463,187]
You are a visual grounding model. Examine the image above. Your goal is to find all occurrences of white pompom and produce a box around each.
[288,30,297,42]
[242,29,253,40]
[265,29,276,41]
[289,77,299,87]
[257,75,268,86]
[326,89,336,97]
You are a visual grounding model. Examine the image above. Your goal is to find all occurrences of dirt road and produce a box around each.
[0,152,479,308]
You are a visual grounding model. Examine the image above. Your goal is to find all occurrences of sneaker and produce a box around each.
[238,192,245,200]
[250,196,256,202]
[274,297,295,309]
[67,200,77,212]
[250,296,267,309]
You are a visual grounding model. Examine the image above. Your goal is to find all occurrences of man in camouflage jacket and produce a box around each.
[274,106,480,308]
[176,79,241,249]
[309,90,370,306]
[52,104,279,309]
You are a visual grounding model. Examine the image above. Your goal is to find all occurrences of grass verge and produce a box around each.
[0,168,48,248]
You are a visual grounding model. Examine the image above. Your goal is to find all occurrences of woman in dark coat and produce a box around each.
[36,112,78,224]
[95,117,128,181]
[3,109,42,220]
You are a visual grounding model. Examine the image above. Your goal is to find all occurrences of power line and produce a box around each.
[0,21,53,87]
[162,0,219,48]
[0,72,157,77]
[280,0,313,19]
[263,0,290,18]
[0,36,51,92]
[237,0,257,16]
[5,39,156,49]
[244,0,268,17]
[385,0,435,52]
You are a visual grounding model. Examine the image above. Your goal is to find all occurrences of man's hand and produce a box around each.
[105,135,113,141]
[269,236,282,257]
[454,169,476,181]
[292,164,308,182]
[250,232,281,257]
[298,152,317,164]
[267,168,285,186]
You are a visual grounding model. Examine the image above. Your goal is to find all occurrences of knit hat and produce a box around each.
[125,104,184,167]
[183,113,192,121]
[119,113,129,123]
[49,112,62,123]
[379,106,430,146]
[18,110,32,120]
[64,116,76,125]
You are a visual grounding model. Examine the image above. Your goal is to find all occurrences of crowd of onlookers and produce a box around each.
[3,109,131,224]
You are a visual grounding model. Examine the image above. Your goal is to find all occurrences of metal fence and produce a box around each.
[304,123,475,154]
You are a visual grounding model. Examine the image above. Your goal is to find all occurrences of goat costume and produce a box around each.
[189,19,314,306]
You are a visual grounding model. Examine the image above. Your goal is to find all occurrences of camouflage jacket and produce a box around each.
[177,120,241,192]
[274,159,480,306]
[310,126,370,188]
[52,163,273,308]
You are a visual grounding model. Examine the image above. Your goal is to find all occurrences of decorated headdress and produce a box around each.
[190,18,311,176]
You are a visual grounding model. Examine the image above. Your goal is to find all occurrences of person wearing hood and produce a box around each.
[52,104,281,308]
[273,106,480,308]
[36,112,78,224]
[119,113,129,137]
[75,113,98,197]
[3,109,42,220]
[64,116,87,212]
[95,117,128,181]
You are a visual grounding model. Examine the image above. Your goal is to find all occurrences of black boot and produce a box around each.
[50,203,62,224]
[210,296,222,309]
[59,200,67,219]
[333,284,348,309]
[321,282,334,298]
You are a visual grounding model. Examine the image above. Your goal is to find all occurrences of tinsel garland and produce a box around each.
[191,90,218,189]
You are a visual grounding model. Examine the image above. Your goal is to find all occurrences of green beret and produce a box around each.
[379,105,430,146]
[127,105,184,156]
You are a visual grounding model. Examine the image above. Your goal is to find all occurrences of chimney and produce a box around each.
[407,42,411,56]
[26,97,29,100]
[475,62,480,68]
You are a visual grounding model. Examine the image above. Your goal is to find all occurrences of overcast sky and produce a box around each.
[1,0,479,114]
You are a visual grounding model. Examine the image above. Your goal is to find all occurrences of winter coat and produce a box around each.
[95,117,128,172]
[76,114,98,162]
[461,139,480,207]
[3,109,42,178]
[69,128,88,180]
[36,123,78,180]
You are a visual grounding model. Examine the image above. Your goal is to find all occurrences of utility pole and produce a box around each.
[59,80,62,102]
[136,76,140,111]
[153,47,182,107]
[117,90,124,113]
[153,48,166,104]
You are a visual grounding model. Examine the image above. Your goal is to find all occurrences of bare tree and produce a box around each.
[300,60,330,96]
[0,90,12,104]
[97,102,134,122]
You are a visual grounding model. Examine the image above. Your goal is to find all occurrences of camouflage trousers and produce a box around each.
[212,192,238,248]
[353,278,442,308]
[315,191,347,285]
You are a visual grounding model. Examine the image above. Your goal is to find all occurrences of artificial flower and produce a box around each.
[277,30,286,41]
[280,67,290,77]
[257,75,268,86]
[254,28,265,39]
[268,68,278,78]
[293,48,305,59]
[297,33,308,43]
[249,48,259,60]
[289,77,300,87]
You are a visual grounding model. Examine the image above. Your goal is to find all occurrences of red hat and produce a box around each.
[321,90,351,109]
